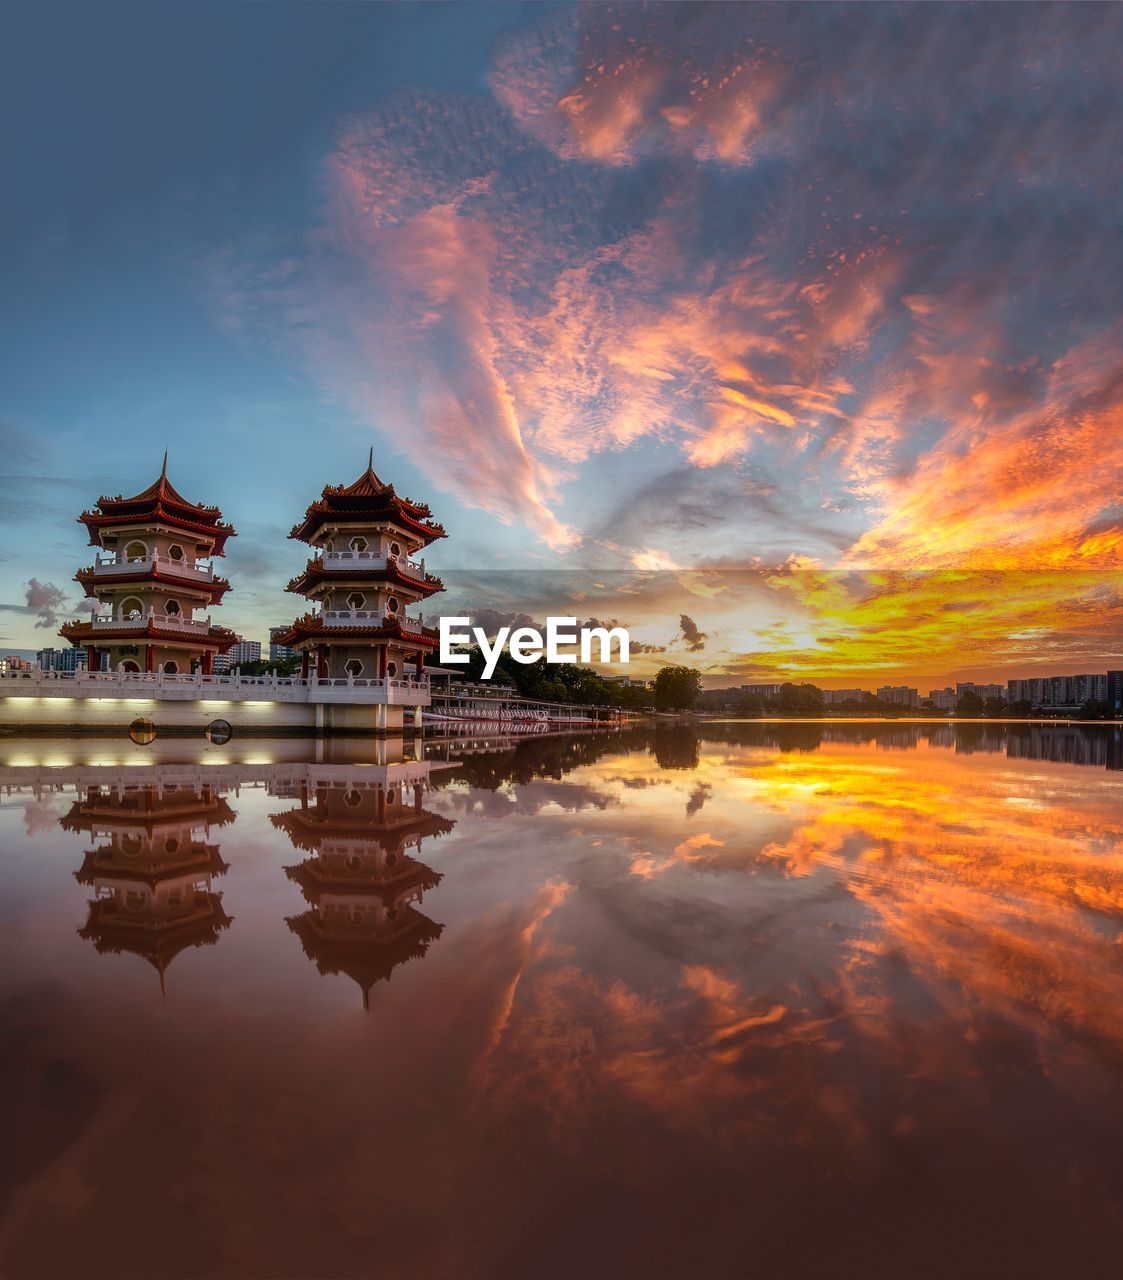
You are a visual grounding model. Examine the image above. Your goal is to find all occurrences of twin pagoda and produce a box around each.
[61,449,447,727]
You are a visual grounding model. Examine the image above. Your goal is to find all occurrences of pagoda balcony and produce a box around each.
[93,553,215,581]
[317,607,427,629]
[88,609,216,634]
[319,550,427,577]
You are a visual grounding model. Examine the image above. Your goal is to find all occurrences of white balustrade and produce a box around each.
[93,553,214,580]
[317,607,426,629]
[89,608,213,633]
[319,550,427,577]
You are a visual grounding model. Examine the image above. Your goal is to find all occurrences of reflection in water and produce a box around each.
[61,783,235,990]
[273,764,455,1008]
[1,723,1123,1278]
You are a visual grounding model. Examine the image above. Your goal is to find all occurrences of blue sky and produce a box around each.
[3,2,1122,684]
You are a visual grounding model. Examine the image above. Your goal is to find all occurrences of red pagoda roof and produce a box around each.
[78,454,236,552]
[78,893,233,981]
[60,619,239,651]
[272,807,454,853]
[286,908,443,1007]
[282,857,443,901]
[289,451,447,547]
[75,564,232,603]
[285,557,443,599]
[278,613,440,650]
[62,793,235,833]
[74,843,230,886]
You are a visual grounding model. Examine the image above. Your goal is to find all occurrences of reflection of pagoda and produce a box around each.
[272,764,454,1009]
[63,782,235,989]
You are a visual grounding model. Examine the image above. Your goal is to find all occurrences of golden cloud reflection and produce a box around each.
[474,728,1123,1152]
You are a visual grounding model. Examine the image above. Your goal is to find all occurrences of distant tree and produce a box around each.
[235,655,301,678]
[652,665,703,712]
[1007,698,1034,718]
[919,698,941,715]
[983,695,1008,718]
[733,690,764,718]
[773,682,825,717]
[955,690,985,717]
[1081,699,1109,721]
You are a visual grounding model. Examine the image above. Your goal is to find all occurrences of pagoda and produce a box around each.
[279,450,445,689]
[273,766,454,1009]
[60,454,238,674]
[64,780,235,990]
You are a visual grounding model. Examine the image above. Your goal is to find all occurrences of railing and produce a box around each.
[0,665,430,706]
[89,609,213,633]
[93,554,214,580]
[320,551,427,577]
[318,608,426,629]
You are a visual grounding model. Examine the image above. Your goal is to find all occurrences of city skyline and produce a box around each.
[3,3,1122,684]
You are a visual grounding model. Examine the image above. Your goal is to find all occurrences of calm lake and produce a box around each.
[2,722,1122,1279]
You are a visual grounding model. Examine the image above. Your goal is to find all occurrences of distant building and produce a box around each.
[229,640,262,667]
[36,646,87,673]
[211,652,232,675]
[1,655,32,674]
[269,627,296,661]
[927,687,956,710]
[822,688,869,705]
[877,685,918,706]
[740,684,783,699]
[1007,673,1110,708]
[956,682,1005,703]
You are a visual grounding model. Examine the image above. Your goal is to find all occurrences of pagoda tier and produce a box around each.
[62,455,238,675]
[281,451,446,684]
[79,898,233,986]
[285,555,442,600]
[74,562,231,605]
[288,449,446,547]
[286,910,442,1009]
[78,454,235,552]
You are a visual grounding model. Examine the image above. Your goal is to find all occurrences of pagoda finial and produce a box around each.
[367,445,374,473]
[160,449,168,480]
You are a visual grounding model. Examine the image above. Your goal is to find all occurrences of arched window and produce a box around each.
[120,597,144,621]
[124,541,147,562]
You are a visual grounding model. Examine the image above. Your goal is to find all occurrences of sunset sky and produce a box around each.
[2,1,1121,685]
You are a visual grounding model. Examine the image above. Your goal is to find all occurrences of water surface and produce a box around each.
[2,723,1122,1278]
